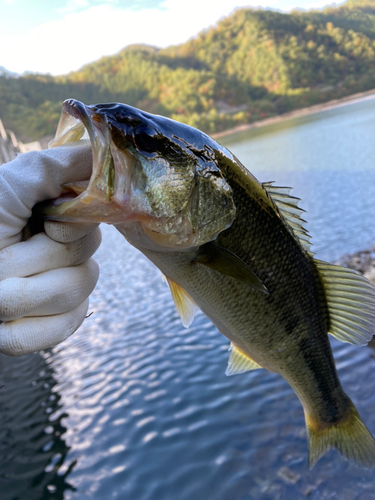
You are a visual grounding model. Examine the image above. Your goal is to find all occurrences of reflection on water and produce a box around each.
[2,99,375,499]
[0,352,74,499]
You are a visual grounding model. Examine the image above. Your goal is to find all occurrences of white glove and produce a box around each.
[0,144,101,356]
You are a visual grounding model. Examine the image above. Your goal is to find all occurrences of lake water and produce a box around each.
[2,99,375,499]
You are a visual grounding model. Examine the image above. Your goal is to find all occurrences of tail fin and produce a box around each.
[305,399,375,469]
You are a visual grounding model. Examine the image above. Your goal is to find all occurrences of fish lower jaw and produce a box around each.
[44,193,131,224]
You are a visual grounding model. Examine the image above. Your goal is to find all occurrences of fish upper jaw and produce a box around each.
[45,99,136,224]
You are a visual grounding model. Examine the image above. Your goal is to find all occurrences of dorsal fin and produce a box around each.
[262,182,313,254]
[164,276,197,328]
[315,260,375,345]
[226,343,263,376]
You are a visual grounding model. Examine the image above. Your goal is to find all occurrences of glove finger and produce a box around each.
[0,144,93,251]
[0,299,90,356]
[44,221,100,243]
[0,228,101,281]
[0,259,99,321]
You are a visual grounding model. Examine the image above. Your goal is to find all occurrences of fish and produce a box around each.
[45,98,375,468]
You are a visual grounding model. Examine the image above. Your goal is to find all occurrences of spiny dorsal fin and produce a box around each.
[164,276,197,328]
[315,260,375,345]
[262,182,313,254]
[194,242,268,295]
[226,343,263,376]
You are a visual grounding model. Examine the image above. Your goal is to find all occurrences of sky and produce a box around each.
[1,0,341,76]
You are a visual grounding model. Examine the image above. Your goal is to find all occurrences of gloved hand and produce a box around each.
[0,144,101,356]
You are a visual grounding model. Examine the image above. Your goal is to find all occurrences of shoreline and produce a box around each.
[211,87,375,140]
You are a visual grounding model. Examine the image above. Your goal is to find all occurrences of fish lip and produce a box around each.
[60,99,104,171]
[49,98,104,177]
[49,98,93,148]
[45,99,127,222]
[65,100,99,149]
[63,98,90,122]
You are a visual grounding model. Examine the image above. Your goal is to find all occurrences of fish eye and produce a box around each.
[134,125,160,153]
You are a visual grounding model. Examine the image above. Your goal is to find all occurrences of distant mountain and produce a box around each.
[0,66,19,77]
[1,0,375,140]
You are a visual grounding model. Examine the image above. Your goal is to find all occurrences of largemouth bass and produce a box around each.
[46,99,375,468]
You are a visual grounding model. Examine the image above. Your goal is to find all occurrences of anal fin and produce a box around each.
[226,343,263,376]
[165,276,197,328]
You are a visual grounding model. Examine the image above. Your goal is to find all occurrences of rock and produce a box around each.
[336,247,375,348]
[364,263,375,285]
[338,248,375,275]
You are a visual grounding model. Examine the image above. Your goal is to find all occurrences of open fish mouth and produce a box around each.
[45,99,130,224]
[45,99,236,250]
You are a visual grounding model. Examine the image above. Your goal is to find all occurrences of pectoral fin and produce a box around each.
[194,243,268,295]
[226,343,263,376]
[165,276,197,328]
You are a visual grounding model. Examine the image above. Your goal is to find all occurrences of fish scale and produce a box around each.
[45,99,375,469]
[145,213,374,466]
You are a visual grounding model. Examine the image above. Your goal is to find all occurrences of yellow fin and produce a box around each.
[305,398,375,469]
[315,260,375,345]
[226,343,263,376]
[165,276,197,328]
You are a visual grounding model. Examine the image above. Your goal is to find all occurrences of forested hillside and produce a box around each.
[2,0,375,140]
